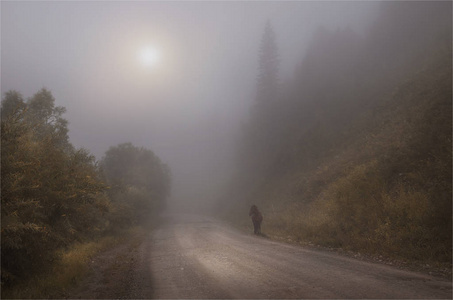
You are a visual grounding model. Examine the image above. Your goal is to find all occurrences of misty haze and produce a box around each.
[1,1,451,299]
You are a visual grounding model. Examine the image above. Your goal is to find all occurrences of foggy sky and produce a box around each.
[1,1,378,210]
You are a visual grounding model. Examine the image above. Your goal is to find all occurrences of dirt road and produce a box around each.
[148,214,451,299]
[71,213,451,299]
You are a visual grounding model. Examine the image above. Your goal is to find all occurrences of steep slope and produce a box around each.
[224,2,452,265]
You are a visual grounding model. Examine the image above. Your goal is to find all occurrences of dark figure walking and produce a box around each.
[249,205,263,235]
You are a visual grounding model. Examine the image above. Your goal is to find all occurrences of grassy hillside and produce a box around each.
[222,2,452,267]
[258,50,451,263]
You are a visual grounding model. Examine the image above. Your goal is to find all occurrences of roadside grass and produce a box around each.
[256,158,451,262]
[2,226,145,299]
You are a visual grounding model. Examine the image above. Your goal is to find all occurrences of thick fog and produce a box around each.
[2,1,378,211]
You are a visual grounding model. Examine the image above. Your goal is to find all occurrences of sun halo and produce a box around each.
[139,46,161,68]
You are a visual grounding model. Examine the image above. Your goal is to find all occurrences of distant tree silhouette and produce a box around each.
[101,143,171,217]
[238,20,282,181]
[256,20,279,106]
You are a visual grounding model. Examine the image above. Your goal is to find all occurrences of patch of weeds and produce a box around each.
[1,227,145,299]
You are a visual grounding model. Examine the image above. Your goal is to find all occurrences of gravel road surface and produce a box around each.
[70,213,451,299]
[148,214,451,299]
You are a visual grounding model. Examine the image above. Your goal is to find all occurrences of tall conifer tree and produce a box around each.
[256,20,279,105]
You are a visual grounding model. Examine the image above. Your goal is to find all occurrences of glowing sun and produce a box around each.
[138,46,161,68]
